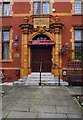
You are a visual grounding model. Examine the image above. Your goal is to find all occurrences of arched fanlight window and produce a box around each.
[32,34,51,40]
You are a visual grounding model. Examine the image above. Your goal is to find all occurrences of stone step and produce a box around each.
[31,72,52,74]
[27,73,55,81]
[14,79,68,86]
[28,72,54,76]
[13,72,69,86]
[26,79,55,82]
[26,78,55,81]
[25,72,55,85]
[27,79,55,81]
[28,75,54,78]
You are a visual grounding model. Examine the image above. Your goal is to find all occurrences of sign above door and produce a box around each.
[28,40,55,45]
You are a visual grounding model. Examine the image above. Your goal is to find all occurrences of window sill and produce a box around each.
[0,59,13,62]
[73,60,82,62]
[32,14,51,18]
[1,15,12,18]
[33,14,50,16]
[72,14,83,16]
[75,41,83,43]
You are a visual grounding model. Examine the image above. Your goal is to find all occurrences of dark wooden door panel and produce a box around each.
[31,46,52,72]
[42,62,51,72]
[32,62,40,72]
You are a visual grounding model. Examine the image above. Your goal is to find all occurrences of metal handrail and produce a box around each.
[39,61,42,86]
[40,61,42,72]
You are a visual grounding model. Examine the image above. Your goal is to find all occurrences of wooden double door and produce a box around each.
[31,45,52,72]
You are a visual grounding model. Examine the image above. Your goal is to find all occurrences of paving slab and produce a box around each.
[2,110,11,118]
[39,99,63,106]
[7,111,37,118]
[17,98,40,105]
[2,96,20,109]
[30,104,56,113]
[67,113,82,118]
[38,113,67,118]
[56,106,81,114]
[67,86,82,95]
[4,102,29,111]
[2,86,82,119]
[61,99,80,107]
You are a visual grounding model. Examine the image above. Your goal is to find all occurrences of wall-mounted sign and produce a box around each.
[28,40,55,45]
[34,18,49,28]
[15,36,19,41]
[14,54,20,58]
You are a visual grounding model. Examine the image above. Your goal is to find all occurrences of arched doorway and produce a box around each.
[31,34,52,72]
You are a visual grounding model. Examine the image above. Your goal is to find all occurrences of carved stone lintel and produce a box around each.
[37,27,45,34]
[34,26,50,34]
[19,15,64,34]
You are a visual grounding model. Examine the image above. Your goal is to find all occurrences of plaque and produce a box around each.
[14,54,20,58]
[34,18,49,28]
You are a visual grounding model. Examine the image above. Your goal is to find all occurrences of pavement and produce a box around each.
[0,85,82,119]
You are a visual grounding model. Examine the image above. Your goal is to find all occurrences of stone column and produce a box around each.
[49,16,64,77]
[53,29,62,77]
[19,16,33,78]
[20,33,29,78]
[28,45,31,74]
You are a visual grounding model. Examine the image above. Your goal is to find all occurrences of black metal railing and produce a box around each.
[39,62,42,86]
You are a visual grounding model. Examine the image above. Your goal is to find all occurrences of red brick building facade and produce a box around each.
[0,0,83,82]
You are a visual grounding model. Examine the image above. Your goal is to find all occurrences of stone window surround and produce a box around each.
[72,0,83,15]
[0,26,13,62]
[0,0,13,16]
[71,26,83,60]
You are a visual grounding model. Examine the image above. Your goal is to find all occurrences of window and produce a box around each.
[2,31,10,60]
[75,43,82,60]
[34,0,50,15]
[34,2,40,14]
[43,2,50,14]
[75,29,82,40]
[74,29,83,60]
[0,3,2,16]
[74,0,82,14]
[32,35,51,40]
[3,3,10,16]
[0,0,11,16]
